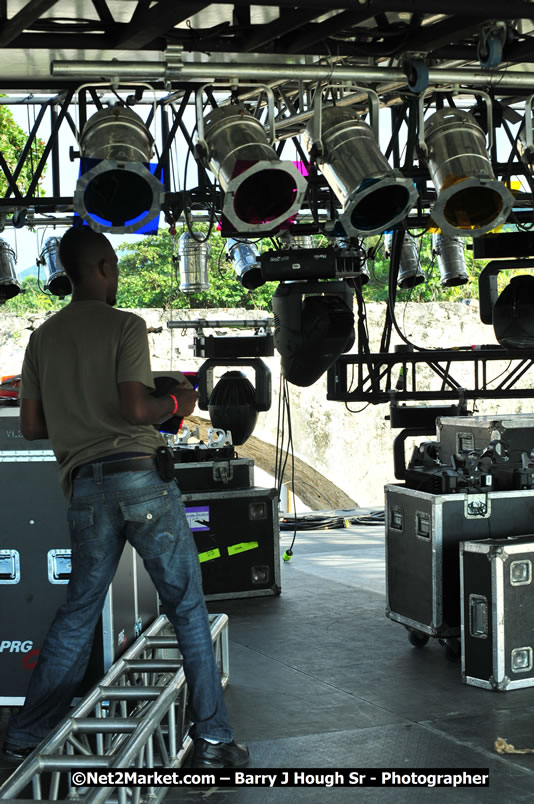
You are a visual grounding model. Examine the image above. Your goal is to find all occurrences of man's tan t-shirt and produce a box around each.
[21,300,166,499]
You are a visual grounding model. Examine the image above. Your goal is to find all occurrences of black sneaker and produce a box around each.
[191,738,249,768]
[3,741,37,763]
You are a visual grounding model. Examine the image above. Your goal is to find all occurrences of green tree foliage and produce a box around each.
[0,102,46,196]
[7,275,67,314]
[116,225,278,310]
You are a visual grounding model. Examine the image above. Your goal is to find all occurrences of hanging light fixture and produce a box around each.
[37,237,71,298]
[272,280,355,387]
[195,87,307,234]
[419,103,513,238]
[177,232,210,293]
[304,87,417,237]
[74,105,165,234]
[226,238,263,289]
[432,233,469,287]
[0,240,20,304]
[385,232,425,289]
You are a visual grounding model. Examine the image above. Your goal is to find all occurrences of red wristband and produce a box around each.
[169,394,179,416]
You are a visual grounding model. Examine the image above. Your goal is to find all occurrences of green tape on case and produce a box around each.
[198,548,221,563]
[227,541,259,556]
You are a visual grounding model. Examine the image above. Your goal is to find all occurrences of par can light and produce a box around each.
[38,237,71,298]
[227,238,263,289]
[0,239,20,304]
[421,107,513,238]
[304,105,417,237]
[196,101,307,233]
[385,232,425,289]
[177,232,210,293]
[432,233,469,287]
[74,105,165,234]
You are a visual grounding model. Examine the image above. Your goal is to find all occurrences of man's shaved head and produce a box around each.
[59,226,114,284]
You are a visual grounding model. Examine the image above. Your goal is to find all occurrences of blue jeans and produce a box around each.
[7,464,233,747]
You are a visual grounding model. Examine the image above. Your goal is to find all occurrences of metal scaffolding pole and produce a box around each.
[0,613,229,803]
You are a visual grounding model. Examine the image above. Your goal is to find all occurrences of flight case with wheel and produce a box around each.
[385,484,534,656]
[460,534,534,691]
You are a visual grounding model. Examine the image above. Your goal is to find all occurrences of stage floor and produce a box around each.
[2,510,534,802]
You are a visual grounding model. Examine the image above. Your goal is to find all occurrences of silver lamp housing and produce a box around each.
[74,105,165,234]
[177,232,210,293]
[304,106,418,237]
[422,108,514,239]
[197,103,307,234]
[0,239,20,304]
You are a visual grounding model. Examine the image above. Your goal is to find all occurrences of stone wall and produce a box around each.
[2,302,533,507]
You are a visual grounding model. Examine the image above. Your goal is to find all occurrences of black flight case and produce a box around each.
[385,483,534,654]
[460,534,534,691]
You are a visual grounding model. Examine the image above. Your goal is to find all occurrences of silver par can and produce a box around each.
[432,232,468,287]
[305,106,417,237]
[0,239,20,303]
[79,106,154,162]
[177,232,210,293]
[423,108,513,237]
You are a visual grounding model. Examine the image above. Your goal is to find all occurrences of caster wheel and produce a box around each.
[408,629,430,648]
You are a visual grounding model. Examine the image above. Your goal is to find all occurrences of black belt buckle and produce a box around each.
[155,446,175,482]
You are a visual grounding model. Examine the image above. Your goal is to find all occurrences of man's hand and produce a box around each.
[169,383,199,417]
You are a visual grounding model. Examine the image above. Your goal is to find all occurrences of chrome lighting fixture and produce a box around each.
[227,238,263,289]
[177,232,210,293]
[74,105,165,234]
[420,106,513,238]
[304,88,417,237]
[432,233,469,287]
[385,232,425,289]
[37,237,71,298]
[0,240,20,304]
[195,89,307,233]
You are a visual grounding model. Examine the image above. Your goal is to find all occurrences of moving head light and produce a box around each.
[272,280,355,387]
[479,258,534,348]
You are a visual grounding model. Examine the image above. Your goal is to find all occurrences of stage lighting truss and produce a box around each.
[418,88,514,239]
[304,85,418,237]
[37,237,71,298]
[194,84,307,234]
[73,84,165,234]
[0,239,20,304]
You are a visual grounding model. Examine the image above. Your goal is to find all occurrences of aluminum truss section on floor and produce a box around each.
[0,613,229,804]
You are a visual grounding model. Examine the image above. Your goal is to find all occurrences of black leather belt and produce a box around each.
[72,456,155,479]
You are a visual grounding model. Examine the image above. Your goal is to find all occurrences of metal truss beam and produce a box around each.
[327,351,534,405]
[0,613,229,803]
[0,0,59,47]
